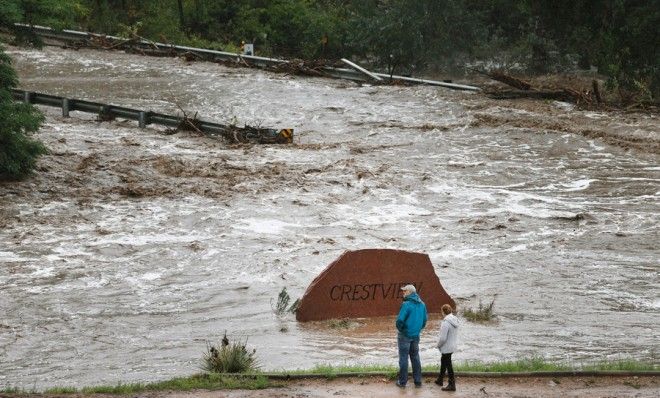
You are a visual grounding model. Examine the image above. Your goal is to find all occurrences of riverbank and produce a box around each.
[2,374,659,397]
[2,360,658,395]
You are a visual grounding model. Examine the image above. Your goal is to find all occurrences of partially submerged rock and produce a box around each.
[296,249,455,322]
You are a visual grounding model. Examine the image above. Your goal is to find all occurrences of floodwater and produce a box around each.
[1,46,658,389]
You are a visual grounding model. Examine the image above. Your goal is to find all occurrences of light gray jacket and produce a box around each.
[436,313,459,354]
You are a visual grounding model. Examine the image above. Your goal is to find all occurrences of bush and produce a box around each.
[0,46,46,181]
[271,287,299,316]
[462,298,496,323]
[203,332,259,373]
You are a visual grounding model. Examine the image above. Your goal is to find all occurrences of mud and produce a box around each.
[157,375,660,398]
[0,46,658,390]
[1,376,658,398]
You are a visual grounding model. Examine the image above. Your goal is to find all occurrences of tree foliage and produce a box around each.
[0,46,46,180]
[0,0,85,28]
[2,0,658,98]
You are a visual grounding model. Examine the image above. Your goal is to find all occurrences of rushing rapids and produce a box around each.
[0,46,658,389]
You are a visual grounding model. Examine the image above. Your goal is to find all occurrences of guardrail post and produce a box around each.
[98,105,115,121]
[62,98,70,117]
[24,91,33,104]
[138,111,148,128]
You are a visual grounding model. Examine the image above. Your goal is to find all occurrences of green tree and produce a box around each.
[589,1,660,99]
[0,46,46,180]
[1,0,87,46]
[343,0,424,75]
[0,0,86,28]
[0,0,23,28]
[3,1,657,99]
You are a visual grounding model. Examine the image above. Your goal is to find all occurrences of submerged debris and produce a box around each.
[268,59,332,78]
[226,125,293,144]
[480,69,597,107]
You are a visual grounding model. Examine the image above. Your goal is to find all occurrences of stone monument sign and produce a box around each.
[296,249,455,322]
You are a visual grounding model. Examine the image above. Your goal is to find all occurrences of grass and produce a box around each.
[457,356,570,372]
[2,374,271,395]
[1,358,656,394]
[285,357,658,377]
[44,387,78,394]
[288,364,399,379]
[0,387,22,394]
[462,298,496,323]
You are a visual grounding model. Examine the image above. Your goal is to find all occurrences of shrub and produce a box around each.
[271,287,299,316]
[462,298,496,323]
[203,332,259,373]
[0,46,46,180]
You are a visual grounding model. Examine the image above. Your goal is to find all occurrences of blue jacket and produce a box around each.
[396,292,427,338]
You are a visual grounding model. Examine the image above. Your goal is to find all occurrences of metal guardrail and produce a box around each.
[11,89,293,144]
[14,23,480,92]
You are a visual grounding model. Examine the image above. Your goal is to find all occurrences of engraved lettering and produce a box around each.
[330,285,341,301]
[382,283,392,299]
[341,284,351,301]
[352,284,362,300]
[396,283,404,298]
[328,282,425,302]
[360,284,370,300]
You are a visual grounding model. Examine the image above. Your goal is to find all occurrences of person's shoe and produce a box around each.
[434,377,443,386]
[414,382,422,388]
[395,381,406,388]
[441,383,456,391]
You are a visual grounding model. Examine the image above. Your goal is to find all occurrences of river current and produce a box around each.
[0,47,658,389]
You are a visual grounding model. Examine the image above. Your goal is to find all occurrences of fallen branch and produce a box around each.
[488,70,532,90]
[592,80,602,104]
[486,89,583,103]
[105,37,138,50]
[478,69,596,106]
[175,104,204,135]
[269,59,327,77]
[87,34,114,49]
[137,35,160,50]
[181,51,204,62]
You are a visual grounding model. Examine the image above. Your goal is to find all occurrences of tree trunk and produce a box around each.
[592,80,602,103]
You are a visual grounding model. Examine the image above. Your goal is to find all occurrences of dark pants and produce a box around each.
[440,353,454,382]
[397,334,422,386]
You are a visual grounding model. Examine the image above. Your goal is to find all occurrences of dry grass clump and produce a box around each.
[203,332,259,373]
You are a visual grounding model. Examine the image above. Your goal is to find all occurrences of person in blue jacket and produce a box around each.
[395,284,428,388]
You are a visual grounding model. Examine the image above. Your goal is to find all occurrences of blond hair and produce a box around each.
[441,304,453,315]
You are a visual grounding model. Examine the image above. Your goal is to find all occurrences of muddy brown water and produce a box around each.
[0,47,658,390]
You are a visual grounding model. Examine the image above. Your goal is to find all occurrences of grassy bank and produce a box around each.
[2,374,272,395]
[2,359,657,395]
[287,357,658,377]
